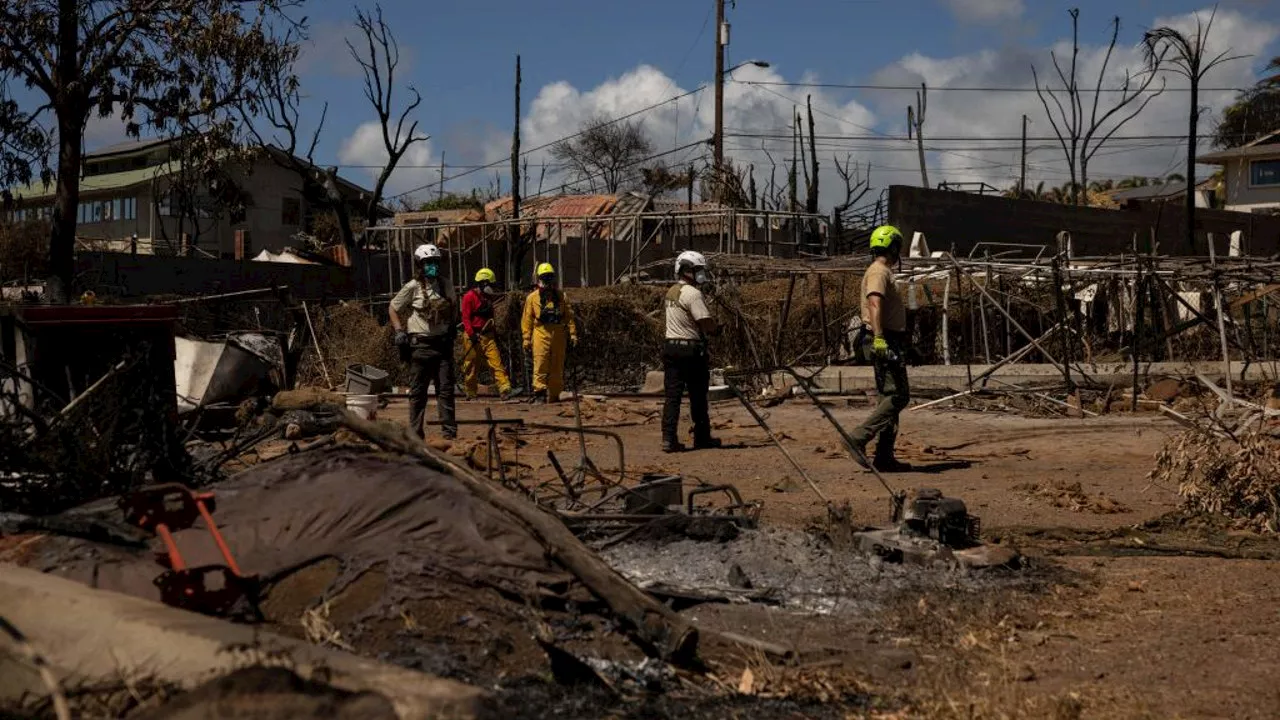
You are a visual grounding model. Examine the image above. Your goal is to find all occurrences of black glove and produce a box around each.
[393,330,409,347]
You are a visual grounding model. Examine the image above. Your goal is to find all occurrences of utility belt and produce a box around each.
[664,337,707,359]
[410,331,451,346]
[538,308,563,325]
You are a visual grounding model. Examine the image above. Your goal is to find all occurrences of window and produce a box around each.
[281,197,300,226]
[1250,159,1280,187]
[123,196,136,220]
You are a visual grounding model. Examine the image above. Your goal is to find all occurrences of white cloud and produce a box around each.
[481,63,878,208]
[942,0,1024,25]
[337,121,436,200]
[392,5,1275,209]
[865,6,1278,191]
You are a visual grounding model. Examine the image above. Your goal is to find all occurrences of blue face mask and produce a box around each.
[424,263,439,279]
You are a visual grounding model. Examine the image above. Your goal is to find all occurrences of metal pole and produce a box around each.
[1019,114,1028,197]
[1208,233,1233,399]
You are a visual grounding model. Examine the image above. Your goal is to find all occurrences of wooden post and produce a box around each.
[1131,261,1145,412]
[766,211,773,257]
[817,273,830,362]
[775,273,797,365]
[1050,255,1075,393]
[581,220,588,287]
[509,55,522,287]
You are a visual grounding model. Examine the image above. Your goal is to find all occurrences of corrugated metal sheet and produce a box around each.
[650,198,734,236]
[392,208,483,226]
[484,195,559,221]
[538,194,618,219]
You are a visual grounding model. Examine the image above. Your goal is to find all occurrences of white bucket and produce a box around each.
[346,394,378,421]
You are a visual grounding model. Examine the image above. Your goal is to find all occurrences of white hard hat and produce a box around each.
[414,244,442,261]
[675,250,708,275]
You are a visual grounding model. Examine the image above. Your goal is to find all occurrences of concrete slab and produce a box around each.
[0,565,483,719]
[642,361,1275,396]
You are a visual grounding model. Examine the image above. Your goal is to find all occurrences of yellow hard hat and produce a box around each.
[536,262,556,277]
[474,268,496,283]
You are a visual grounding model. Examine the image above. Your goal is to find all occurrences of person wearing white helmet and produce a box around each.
[661,250,720,453]
[389,243,458,440]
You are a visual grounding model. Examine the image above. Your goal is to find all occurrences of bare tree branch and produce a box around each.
[346,3,429,229]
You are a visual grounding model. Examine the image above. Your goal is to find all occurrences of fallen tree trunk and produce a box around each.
[336,412,700,666]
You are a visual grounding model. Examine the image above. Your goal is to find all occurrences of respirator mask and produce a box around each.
[481,282,496,296]
[422,261,440,279]
[693,268,710,286]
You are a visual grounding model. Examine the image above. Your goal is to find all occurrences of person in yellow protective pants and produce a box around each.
[460,268,513,399]
[521,263,577,403]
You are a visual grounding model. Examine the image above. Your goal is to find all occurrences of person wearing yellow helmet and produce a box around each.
[850,224,912,472]
[460,267,514,400]
[521,262,577,403]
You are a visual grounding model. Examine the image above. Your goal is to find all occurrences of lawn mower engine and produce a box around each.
[900,488,981,548]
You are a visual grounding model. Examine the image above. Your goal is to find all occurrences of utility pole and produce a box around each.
[907,82,929,189]
[1019,115,1028,197]
[509,54,521,285]
[712,0,726,175]
[438,151,446,203]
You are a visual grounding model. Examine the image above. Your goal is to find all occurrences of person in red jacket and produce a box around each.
[460,268,514,399]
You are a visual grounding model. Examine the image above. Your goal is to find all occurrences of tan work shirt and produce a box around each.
[860,261,906,333]
[665,282,712,340]
[391,278,455,337]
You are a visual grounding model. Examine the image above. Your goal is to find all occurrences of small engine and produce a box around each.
[900,488,981,548]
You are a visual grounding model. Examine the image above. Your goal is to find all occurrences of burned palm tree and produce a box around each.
[1143,7,1246,252]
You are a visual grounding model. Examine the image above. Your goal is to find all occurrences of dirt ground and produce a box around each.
[339,390,1280,720]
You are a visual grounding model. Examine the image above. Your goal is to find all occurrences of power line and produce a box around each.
[734,79,1248,93]
[388,84,708,199]
[522,139,711,201]
[726,132,1217,141]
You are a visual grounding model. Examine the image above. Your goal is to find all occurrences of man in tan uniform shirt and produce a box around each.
[851,225,911,472]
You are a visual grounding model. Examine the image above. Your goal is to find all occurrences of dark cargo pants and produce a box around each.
[850,331,910,460]
[661,340,712,445]
[408,335,457,439]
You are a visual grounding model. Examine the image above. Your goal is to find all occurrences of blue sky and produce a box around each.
[81,0,1280,206]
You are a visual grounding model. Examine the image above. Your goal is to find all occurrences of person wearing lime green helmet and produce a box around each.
[460,267,514,400]
[521,262,577,403]
[850,224,912,472]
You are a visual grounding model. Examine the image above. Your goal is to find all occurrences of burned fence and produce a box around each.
[364,208,831,294]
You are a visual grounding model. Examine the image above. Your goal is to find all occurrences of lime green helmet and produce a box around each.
[869,225,904,252]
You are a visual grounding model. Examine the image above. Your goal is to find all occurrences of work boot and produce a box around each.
[464,392,478,402]
[662,439,686,453]
[499,386,515,401]
[692,436,722,450]
[871,456,912,473]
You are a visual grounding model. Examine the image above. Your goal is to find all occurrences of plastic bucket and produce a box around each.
[346,394,378,421]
